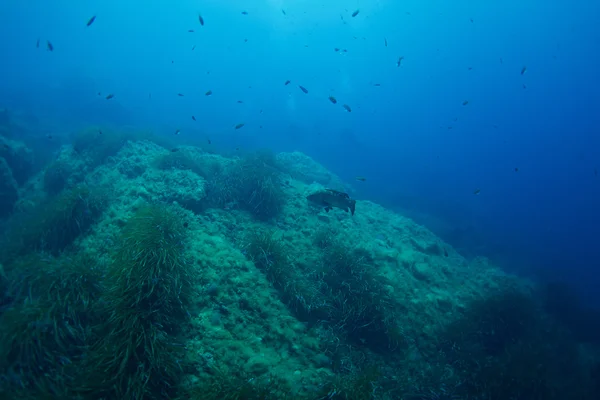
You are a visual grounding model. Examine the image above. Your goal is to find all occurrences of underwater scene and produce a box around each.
[1,1,600,399]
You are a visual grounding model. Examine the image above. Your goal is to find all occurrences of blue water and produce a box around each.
[1,0,599,304]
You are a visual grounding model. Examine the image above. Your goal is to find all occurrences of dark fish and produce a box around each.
[334,47,340,52]
[328,96,337,104]
[373,83,381,86]
[192,45,196,50]
[521,66,527,75]
[384,38,388,47]
[207,139,212,145]
[396,56,404,67]
[282,9,286,15]
[105,94,114,100]
[469,18,474,23]
[473,189,481,195]
[171,148,179,152]
[514,167,519,172]
[351,9,360,17]
[462,100,469,106]
[284,80,290,85]
[174,129,181,135]
[298,85,308,94]
[342,49,348,53]
[98,129,103,135]
[97,92,101,96]
[46,134,53,139]
[237,100,244,103]
[241,11,248,15]
[178,93,185,96]
[234,123,245,129]
[198,14,204,26]
[355,176,366,181]
[36,38,40,48]
[86,15,96,27]
[188,29,194,32]
[46,40,53,51]
[444,249,449,257]
[192,116,196,121]
[205,90,212,96]
[342,104,352,112]
[307,189,356,216]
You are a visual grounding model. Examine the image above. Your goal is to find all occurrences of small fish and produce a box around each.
[97,92,101,96]
[86,15,96,27]
[192,45,196,50]
[334,47,340,52]
[149,93,152,98]
[351,9,360,17]
[298,85,308,94]
[594,168,598,177]
[342,49,348,53]
[328,96,337,104]
[522,84,527,89]
[207,139,212,145]
[46,134,53,139]
[462,100,469,106]
[384,38,388,47]
[241,11,248,15]
[282,9,286,15]
[105,94,114,100]
[191,116,196,121]
[205,90,212,96]
[284,80,290,85]
[171,148,179,152]
[234,123,245,130]
[355,176,366,181]
[174,129,181,135]
[396,56,404,67]
[444,249,449,257]
[473,189,481,195]
[177,93,185,97]
[98,129,103,135]
[372,83,381,86]
[46,40,54,51]
[342,104,352,112]
[188,29,194,33]
[469,18,474,23]
[514,167,519,172]
[521,66,527,75]
[237,100,244,103]
[36,38,40,48]
[198,14,204,26]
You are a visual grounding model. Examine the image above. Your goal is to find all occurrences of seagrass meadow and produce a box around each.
[1,124,600,399]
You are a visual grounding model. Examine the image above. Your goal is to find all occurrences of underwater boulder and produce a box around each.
[0,136,35,185]
[0,157,18,218]
[277,151,346,188]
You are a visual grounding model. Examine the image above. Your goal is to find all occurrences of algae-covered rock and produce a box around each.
[0,158,18,218]
[277,151,345,188]
[142,168,206,212]
[0,136,35,185]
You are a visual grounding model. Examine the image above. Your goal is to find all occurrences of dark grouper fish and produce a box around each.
[307,189,356,216]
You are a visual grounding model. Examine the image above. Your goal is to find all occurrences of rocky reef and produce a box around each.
[0,125,598,400]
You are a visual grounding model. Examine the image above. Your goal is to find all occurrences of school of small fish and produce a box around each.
[33,9,541,187]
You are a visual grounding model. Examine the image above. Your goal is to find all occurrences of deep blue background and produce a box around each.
[0,1,598,303]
